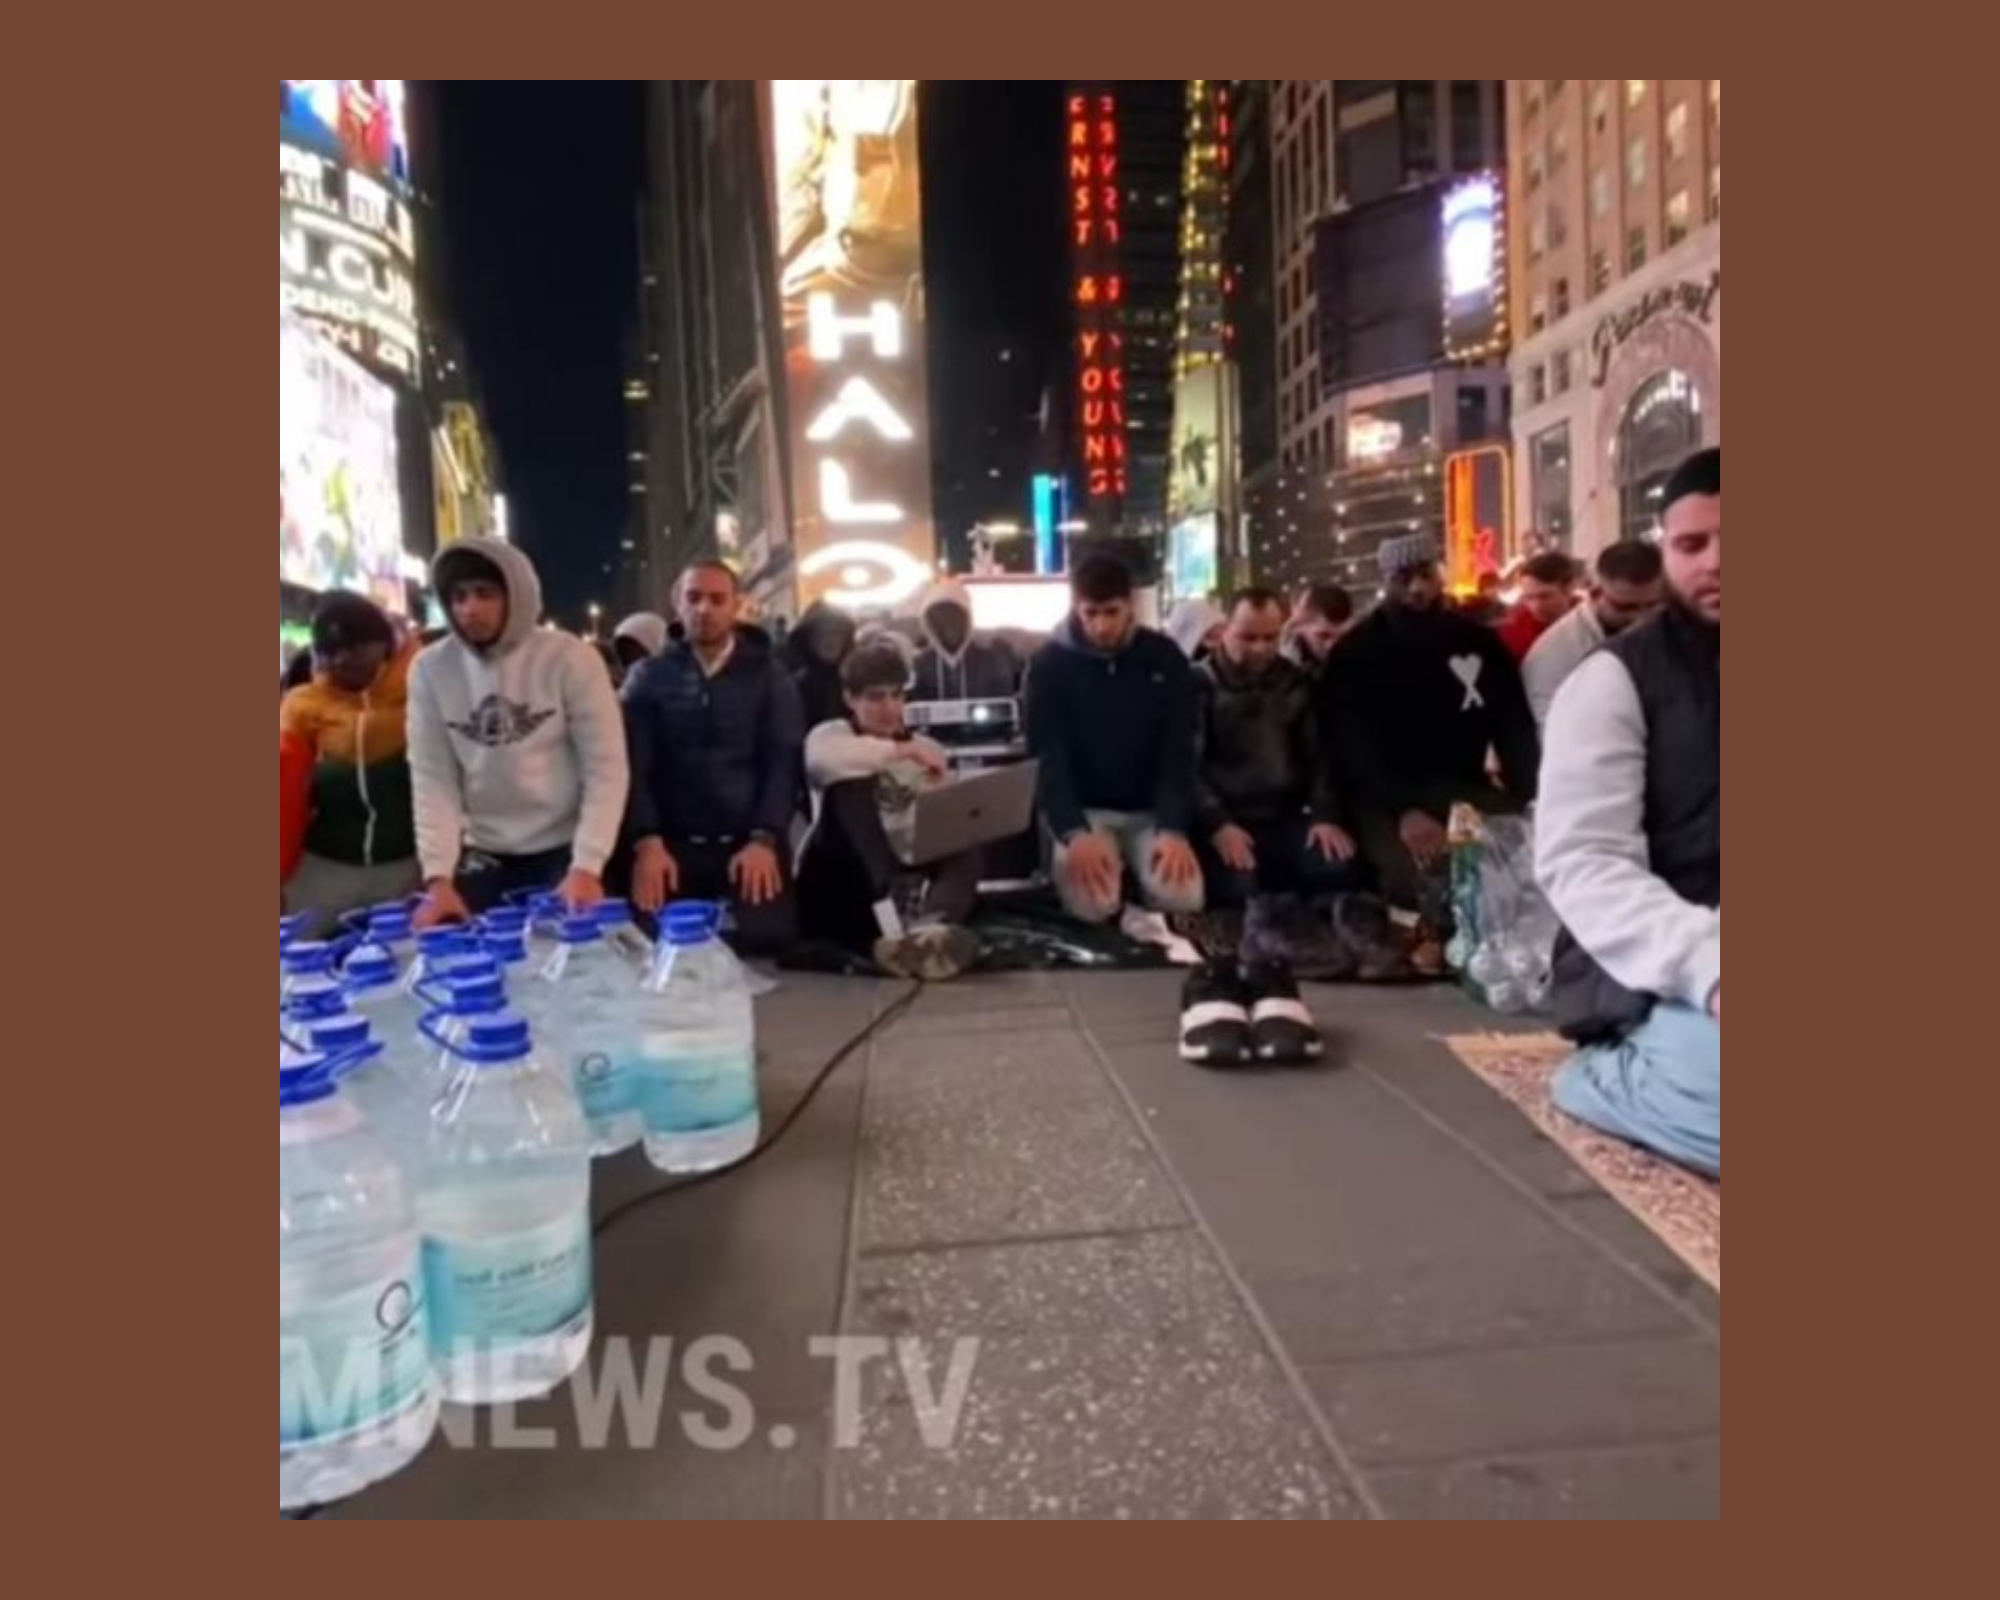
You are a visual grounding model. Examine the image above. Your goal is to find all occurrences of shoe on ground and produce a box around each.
[1179,961,1253,1067]
[873,925,980,983]
[1332,893,1408,982]
[1242,958,1325,1063]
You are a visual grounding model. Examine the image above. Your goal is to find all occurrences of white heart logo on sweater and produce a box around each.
[1449,654,1487,711]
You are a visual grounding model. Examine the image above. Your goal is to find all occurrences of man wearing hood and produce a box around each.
[408,538,631,927]
[1165,598,1225,662]
[281,592,425,935]
[780,600,859,729]
[1319,532,1539,921]
[1026,554,1205,924]
[612,612,671,676]
[910,579,1019,704]
[623,561,807,955]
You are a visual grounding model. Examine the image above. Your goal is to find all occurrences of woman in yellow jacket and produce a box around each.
[279,593,424,936]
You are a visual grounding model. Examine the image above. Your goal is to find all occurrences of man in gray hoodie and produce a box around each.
[909,579,1020,705]
[409,537,631,926]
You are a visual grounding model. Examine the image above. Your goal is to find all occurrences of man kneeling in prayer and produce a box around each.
[1539,448,1722,1177]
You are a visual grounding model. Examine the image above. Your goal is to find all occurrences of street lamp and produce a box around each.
[587,602,603,640]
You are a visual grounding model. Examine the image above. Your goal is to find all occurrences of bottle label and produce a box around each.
[280,1255,432,1448]
[559,1016,641,1123]
[634,1043,759,1135]
[422,1210,593,1355]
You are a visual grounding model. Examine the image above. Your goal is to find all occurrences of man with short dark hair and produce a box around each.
[1524,540,1668,726]
[1540,448,1721,1175]
[1285,583,1357,673]
[623,561,805,955]
[1498,551,1581,661]
[797,645,982,980]
[910,579,1019,704]
[1027,554,1205,924]
[1321,532,1539,920]
[1195,587,1363,906]
[409,538,630,926]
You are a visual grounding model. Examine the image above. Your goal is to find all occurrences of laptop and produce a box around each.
[907,759,1040,867]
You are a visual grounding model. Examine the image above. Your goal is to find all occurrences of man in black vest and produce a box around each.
[1539,448,1722,1176]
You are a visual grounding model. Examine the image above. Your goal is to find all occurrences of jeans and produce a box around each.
[1198,818,1372,909]
[799,781,982,950]
[283,853,424,939]
[1552,1003,1722,1178]
[658,837,799,959]
[1051,810,1206,925]
[454,847,572,917]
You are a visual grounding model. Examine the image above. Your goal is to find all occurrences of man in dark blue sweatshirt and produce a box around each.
[1026,555,1205,924]
[622,561,806,955]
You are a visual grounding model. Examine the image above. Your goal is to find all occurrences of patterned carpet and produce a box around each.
[1442,1033,1721,1291]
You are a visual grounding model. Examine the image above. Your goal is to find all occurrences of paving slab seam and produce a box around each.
[1311,1419,1728,1475]
[1300,1324,1717,1370]
[1072,1005,1393,1521]
[856,1221,1198,1262]
[1351,1054,1721,1343]
[820,1012,889,1522]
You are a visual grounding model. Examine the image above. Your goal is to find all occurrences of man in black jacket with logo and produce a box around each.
[623,562,806,954]
[1194,588,1364,906]
[1320,533,1540,920]
[1026,555,1205,924]
[1540,449,1721,1176]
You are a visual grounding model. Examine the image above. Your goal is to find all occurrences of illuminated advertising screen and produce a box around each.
[1442,174,1507,361]
[1168,514,1220,603]
[280,80,410,188]
[768,81,937,611]
[1445,445,1514,597]
[280,312,407,613]
[281,138,419,386]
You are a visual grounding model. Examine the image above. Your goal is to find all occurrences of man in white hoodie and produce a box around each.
[409,538,631,927]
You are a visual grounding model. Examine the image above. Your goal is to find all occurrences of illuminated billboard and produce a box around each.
[1168,514,1220,603]
[768,81,937,611]
[280,80,410,189]
[1068,89,1127,512]
[1445,444,1514,597]
[1442,174,1508,361]
[280,139,419,386]
[280,312,407,613]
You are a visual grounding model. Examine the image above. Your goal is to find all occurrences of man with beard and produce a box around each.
[909,580,1018,704]
[1540,448,1721,1176]
[1523,540,1668,727]
[1320,532,1539,924]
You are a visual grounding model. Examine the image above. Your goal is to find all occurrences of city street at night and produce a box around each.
[280,80,1722,1520]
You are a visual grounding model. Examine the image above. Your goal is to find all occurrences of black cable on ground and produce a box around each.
[592,980,922,1242]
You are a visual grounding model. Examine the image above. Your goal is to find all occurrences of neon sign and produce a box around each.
[1070,90,1126,506]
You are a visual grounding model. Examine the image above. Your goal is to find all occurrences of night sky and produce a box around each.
[431,81,1065,624]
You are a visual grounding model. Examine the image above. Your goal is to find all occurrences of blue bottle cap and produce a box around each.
[482,927,531,965]
[280,941,340,977]
[417,926,472,956]
[663,902,720,947]
[593,899,633,927]
[558,914,604,945]
[365,904,416,944]
[442,971,508,1015]
[308,1014,373,1054]
[461,1012,533,1065]
[283,976,350,1024]
[343,945,400,992]
[482,906,531,932]
[278,1045,340,1109]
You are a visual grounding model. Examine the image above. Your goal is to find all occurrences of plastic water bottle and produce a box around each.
[481,924,536,990]
[341,944,423,1054]
[344,903,417,980]
[281,915,308,1001]
[540,914,645,1158]
[280,1043,439,1510]
[592,899,652,972]
[404,926,478,1000]
[416,968,510,1080]
[420,1011,594,1405]
[636,903,761,1175]
[295,999,428,1175]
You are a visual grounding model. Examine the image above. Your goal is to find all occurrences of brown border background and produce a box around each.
[61,60,1835,1530]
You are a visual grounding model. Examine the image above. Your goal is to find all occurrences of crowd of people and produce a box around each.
[279,446,1720,1174]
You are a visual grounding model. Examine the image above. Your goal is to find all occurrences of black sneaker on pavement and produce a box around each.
[1179,961,1254,1067]
[1242,959,1325,1063]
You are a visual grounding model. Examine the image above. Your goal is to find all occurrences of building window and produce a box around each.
[1546,80,1567,100]
[1531,292,1549,335]
[1529,214,1548,261]
[1553,348,1574,395]
[1617,371,1704,541]
[1551,121,1570,172]
[1709,163,1722,221]
[1667,101,1691,162]
[1591,83,1611,135]
[1627,226,1648,273]
[1452,82,1485,170]
[1627,79,1649,108]
[1528,147,1546,192]
[1709,80,1721,125]
[1628,135,1648,188]
[1554,276,1572,318]
[1532,423,1574,550]
[1591,169,1612,219]
[1591,249,1612,295]
[1549,205,1567,248]
[1529,364,1548,407]
[1667,189,1693,247]
[1525,82,1542,117]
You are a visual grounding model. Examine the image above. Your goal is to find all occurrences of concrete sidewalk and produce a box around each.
[330,972,1720,1521]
